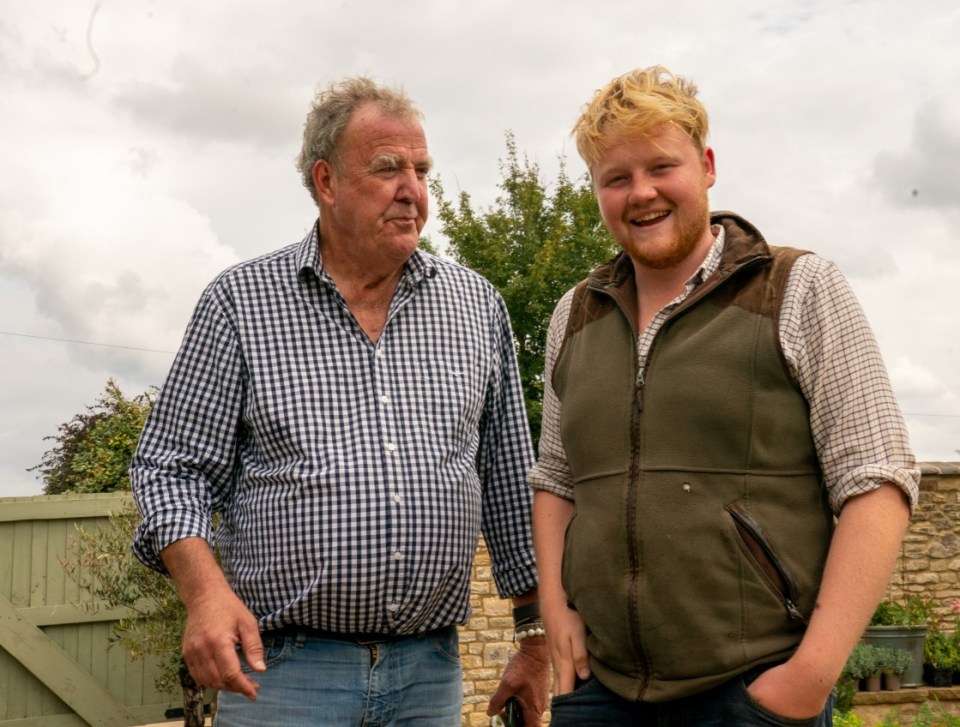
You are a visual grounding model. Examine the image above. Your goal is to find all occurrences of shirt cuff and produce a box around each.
[831,464,921,514]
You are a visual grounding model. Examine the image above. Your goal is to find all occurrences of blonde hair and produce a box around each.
[574,65,709,168]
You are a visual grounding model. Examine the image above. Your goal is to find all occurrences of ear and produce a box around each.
[702,147,717,189]
[313,159,337,207]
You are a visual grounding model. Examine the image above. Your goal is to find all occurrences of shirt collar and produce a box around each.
[296,220,438,287]
[685,225,725,291]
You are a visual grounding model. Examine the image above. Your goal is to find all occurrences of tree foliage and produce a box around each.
[31,378,156,494]
[430,133,617,443]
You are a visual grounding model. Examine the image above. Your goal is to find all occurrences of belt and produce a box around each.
[260,624,451,645]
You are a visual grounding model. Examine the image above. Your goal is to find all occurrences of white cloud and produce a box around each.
[2,0,959,496]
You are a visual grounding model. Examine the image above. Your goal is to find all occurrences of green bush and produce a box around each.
[834,710,863,727]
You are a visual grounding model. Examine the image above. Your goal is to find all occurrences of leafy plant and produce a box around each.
[845,642,885,680]
[883,647,914,677]
[911,700,960,726]
[871,596,934,627]
[833,710,863,727]
[834,676,858,714]
[925,627,948,668]
[940,628,960,672]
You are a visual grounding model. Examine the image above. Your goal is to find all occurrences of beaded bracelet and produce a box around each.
[514,617,545,641]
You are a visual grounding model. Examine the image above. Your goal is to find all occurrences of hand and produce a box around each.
[542,602,589,696]
[181,586,265,700]
[486,636,550,724]
[746,660,832,720]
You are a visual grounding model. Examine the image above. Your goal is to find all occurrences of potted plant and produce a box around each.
[845,643,883,691]
[863,595,931,688]
[923,626,953,687]
[879,646,913,691]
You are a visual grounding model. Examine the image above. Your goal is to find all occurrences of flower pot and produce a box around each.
[863,625,926,688]
[862,674,882,692]
[923,664,952,687]
[884,673,902,691]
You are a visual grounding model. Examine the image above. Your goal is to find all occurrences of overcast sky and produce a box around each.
[2,0,958,497]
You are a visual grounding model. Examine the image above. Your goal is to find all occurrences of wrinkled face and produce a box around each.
[591,124,716,271]
[315,104,431,266]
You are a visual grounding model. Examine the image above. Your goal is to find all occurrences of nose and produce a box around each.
[627,175,657,204]
[395,167,424,204]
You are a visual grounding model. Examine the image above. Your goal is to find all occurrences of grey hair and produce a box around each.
[295,77,422,203]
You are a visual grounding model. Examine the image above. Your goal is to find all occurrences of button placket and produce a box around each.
[374,341,406,627]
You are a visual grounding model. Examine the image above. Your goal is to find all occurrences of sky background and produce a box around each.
[2,0,958,497]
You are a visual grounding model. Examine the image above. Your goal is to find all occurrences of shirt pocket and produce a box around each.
[416,358,487,449]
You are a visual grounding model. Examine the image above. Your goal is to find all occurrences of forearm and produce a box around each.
[532,490,574,609]
[793,482,911,687]
[160,536,234,609]
[747,483,911,718]
[161,536,265,698]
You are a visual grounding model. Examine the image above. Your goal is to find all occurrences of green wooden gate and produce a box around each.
[0,492,179,726]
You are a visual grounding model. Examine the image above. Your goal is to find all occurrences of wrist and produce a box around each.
[783,651,842,698]
[513,602,545,642]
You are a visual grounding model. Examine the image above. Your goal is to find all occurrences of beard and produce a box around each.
[623,188,711,271]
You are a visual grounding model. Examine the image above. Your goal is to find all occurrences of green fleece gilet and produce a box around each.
[553,213,834,702]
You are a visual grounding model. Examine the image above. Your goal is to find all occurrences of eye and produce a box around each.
[602,174,629,187]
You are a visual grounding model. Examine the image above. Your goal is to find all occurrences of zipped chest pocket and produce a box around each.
[725,502,808,624]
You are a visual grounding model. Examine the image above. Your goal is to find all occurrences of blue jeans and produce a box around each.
[214,626,462,726]
[549,667,834,726]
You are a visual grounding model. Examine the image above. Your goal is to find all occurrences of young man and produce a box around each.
[132,77,548,726]
[530,66,919,726]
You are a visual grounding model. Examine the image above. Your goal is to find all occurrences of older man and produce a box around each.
[132,77,548,726]
[531,66,919,726]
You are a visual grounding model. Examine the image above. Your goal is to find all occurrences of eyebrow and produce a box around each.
[370,154,434,173]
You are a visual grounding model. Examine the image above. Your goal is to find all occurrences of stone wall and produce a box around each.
[892,462,960,626]
[459,539,527,726]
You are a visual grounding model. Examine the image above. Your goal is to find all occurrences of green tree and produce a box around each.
[30,378,155,494]
[430,133,617,443]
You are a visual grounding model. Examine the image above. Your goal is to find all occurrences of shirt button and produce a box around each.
[380,394,390,405]
[387,603,399,613]
[393,493,402,503]
[386,442,396,453]
[392,551,403,560]
[376,348,385,359]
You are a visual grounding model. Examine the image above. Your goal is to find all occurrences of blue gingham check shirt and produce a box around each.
[132,224,537,634]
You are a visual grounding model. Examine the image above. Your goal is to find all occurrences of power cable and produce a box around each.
[0,330,174,355]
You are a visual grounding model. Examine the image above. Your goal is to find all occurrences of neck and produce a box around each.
[631,234,715,330]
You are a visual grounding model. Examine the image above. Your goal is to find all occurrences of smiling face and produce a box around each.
[314,103,431,270]
[591,123,716,271]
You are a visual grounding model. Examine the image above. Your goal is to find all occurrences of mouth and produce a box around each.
[629,210,670,227]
